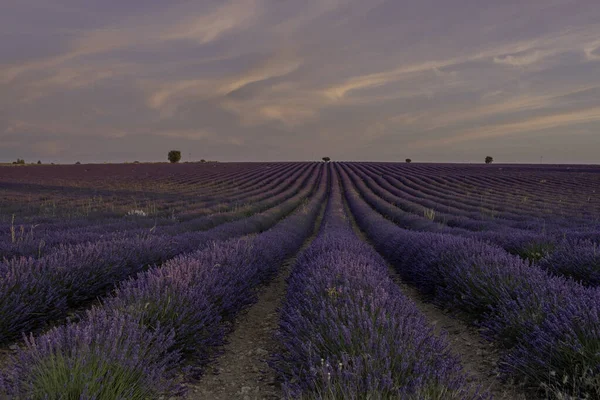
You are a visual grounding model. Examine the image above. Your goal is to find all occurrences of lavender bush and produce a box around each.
[538,238,600,285]
[0,308,181,399]
[104,239,254,365]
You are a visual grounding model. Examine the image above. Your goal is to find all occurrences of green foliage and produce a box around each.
[541,365,600,400]
[12,158,25,165]
[37,160,42,165]
[519,241,556,263]
[423,208,436,221]
[27,353,153,400]
[405,158,412,163]
[322,157,331,162]
[168,150,182,163]
[485,156,494,164]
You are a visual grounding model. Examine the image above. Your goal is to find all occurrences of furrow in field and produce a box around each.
[0,162,300,237]
[369,163,594,223]
[378,163,600,220]
[339,164,527,400]
[0,163,314,259]
[184,168,329,400]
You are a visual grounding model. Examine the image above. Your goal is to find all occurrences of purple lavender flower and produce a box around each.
[0,307,182,399]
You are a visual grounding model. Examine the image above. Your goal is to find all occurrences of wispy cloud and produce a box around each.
[155,129,215,141]
[410,106,600,149]
[322,27,600,101]
[413,85,600,131]
[218,50,302,95]
[322,59,455,100]
[584,40,600,61]
[0,0,263,84]
[493,50,555,67]
[159,0,263,44]
[143,50,305,125]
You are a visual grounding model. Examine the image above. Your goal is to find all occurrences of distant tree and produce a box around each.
[133,161,140,164]
[322,157,331,162]
[13,158,25,165]
[200,159,206,163]
[485,156,494,164]
[75,161,81,165]
[405,158,412,163]
[37,160,42,165]
[168,150,182,163]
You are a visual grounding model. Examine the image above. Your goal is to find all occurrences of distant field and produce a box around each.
[1,162,599,399]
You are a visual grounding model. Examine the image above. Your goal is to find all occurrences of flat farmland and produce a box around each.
[1,161,599,399]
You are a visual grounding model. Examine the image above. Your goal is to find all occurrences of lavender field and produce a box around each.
[1,161,600,399]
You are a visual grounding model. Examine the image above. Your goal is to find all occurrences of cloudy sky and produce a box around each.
[1,0,600,163]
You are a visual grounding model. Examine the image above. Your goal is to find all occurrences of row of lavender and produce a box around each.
[353,163,559,228]
[370,163,600,238]
[0,162,277,222]
[338,163,600,398]
[0,161,285,245]
[274,165,486,399]
[353,162,598,232]
[0,163,320,345]
[376,163,600,221]
[370,163,600,239]
[0,162,305,246]
[0,166,329,398]
[343,164,600,287]
[0,162,314,260]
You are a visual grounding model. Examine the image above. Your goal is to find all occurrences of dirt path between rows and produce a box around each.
[384,278,528,399]
[185,201,327,400]
[184,260,291,400]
